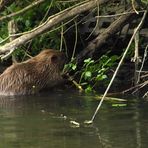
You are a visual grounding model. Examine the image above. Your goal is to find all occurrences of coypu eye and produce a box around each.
[51,55,58,63]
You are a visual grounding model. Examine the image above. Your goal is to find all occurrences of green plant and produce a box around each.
[64,54,118,93]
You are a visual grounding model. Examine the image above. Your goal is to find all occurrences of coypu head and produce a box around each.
[33,49,67,72]
[32,49,67,89]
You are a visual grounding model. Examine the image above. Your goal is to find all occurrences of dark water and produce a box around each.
[0,91,148,148]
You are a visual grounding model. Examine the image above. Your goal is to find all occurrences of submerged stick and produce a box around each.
[84,10,147,124]
[64,73,83,92]
[95,96,127,102]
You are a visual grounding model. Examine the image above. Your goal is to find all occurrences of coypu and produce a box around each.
[0,49,67,96]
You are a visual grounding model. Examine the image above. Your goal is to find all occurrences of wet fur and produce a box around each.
[0,49,66,96]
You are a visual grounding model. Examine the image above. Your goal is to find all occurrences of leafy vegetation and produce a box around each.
[65,54,119,93]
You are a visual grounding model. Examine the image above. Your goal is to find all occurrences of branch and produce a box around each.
[0,0,46,22]
[8,19,19,63]
[0,0,110,60]
[76,8,138,64]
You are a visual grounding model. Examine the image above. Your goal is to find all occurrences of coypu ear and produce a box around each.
[51,55,58,63]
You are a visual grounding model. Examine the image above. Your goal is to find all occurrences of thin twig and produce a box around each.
[95,10,145,18]
[132,80,148,94]
[95,95,127,102]
[131,0,139,14]
[82,10,145,27]
[143,91,148,98]
[0,36,10,44]
[60,22,64,51]
[137,44,148,82]
[66,74,83,91]
[134,29,140,84]
[57,0,81,2]
[71,20,78,60]
[86,0,100,40]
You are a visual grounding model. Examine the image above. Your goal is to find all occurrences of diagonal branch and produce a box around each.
[76,8,139,65]
[0,0,110,60]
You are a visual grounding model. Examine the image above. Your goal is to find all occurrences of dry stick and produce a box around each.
[137,44,148,83]
[134,30,140,85]
[8,20,18,63]
[86,10,147,123]
[71,20,78,60]
[141,72,148,79]
[131,0,139,14]
[133,80,148,94]
[66,74,83,91]
[0,36,9,44]
[86,0,100,40]
[95,10,145,18]
[81,10,145,28]
[143,92,148,98]
[60,22,64,52]
[58,0,81,2]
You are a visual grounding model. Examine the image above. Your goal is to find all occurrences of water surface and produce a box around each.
[0,91,148,148]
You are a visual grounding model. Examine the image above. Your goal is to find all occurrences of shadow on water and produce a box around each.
[0,90,148,148]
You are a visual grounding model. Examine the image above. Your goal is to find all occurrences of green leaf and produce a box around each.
[72,64,77,70]
[85,86,93,93]
[98,68,105,73]
[101,75,107,80]
[96,74,107,81]
[112,104,127,107]
[111,55,118,61]
[84,71,92,80]
[84,58,91,63]
[80,82,88,86]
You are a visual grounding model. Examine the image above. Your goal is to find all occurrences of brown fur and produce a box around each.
[0,49,66,96]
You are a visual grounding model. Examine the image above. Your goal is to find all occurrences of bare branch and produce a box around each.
[76,8,138,64]
[0,0,110,60]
